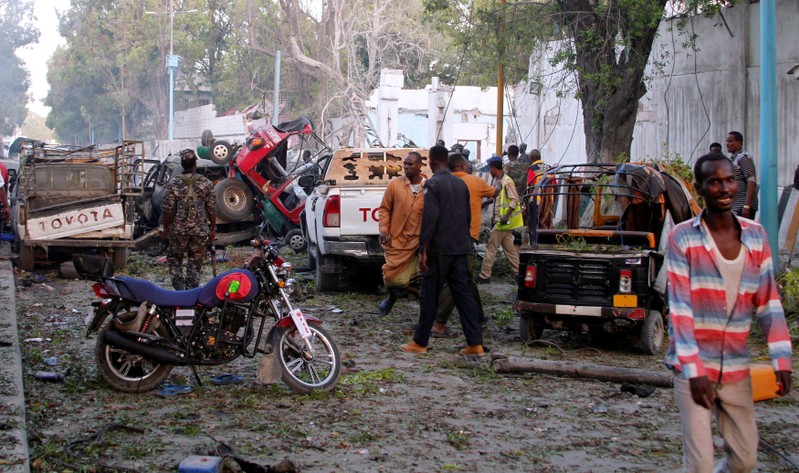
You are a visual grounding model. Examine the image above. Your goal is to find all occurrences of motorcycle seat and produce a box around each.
[115,277,202,307]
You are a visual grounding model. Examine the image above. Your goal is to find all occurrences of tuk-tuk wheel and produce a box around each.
[519,312,544,345]
[640,310,664,355]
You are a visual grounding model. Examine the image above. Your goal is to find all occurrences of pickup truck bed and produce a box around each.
[304,148,428,291]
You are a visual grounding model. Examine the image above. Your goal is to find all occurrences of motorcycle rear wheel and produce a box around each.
[95,319,173,393]
[277,324,341,393]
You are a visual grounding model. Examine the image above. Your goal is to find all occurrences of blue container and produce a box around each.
[178,455,222,473]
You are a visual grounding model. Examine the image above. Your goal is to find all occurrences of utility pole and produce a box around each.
[168,0,177,157]
[273,50,281,126]
[495,0,505,156]
[760,0,778,256]
[147,2,197,158]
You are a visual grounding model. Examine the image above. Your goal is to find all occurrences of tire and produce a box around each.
[215,178,254,221]
[640,310,665,355]
[95,319,173,393]
[284,229,307,253]
[209,140,233,164]
[112,248,128,269]
[518,312,544,345]
[201,129,215,147]
[14,238,34,272]
[59,261,78,279]
[308,245,317,269]
[315,249,339,292]
[277,323,341,393]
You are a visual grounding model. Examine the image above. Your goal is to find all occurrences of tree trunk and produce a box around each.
[558,0,667,163]
[492,357,673,387]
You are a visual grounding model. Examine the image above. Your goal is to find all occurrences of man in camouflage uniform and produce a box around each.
[162,149,216,290]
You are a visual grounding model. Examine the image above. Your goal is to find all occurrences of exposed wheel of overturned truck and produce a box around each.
[284,229,307,253]
[215,178,254,221]
[518,312,545,345]
[209,140,233,164]
[639,310,665,355]
[95,319,173,393]
[201,129,215,147]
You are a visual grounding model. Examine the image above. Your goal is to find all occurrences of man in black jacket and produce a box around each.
[400,145,485,356]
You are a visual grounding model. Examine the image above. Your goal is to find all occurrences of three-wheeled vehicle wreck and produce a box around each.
[515,163,699,354]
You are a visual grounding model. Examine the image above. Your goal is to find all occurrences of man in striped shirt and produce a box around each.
[665,153,791,472]
[725,131,758,219]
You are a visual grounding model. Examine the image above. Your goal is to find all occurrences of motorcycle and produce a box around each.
[74,239,341,394]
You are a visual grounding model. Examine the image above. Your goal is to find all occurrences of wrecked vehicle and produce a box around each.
[515,163,698,354]
[11,140,143,270]
[135,155,258,246]
[303,148,429,291]
[199,117,330,252]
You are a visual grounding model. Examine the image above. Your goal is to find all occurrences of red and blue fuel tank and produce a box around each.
[235,117,314,192]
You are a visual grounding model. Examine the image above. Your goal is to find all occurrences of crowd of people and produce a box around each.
[370,141,554,355]
[158,130,791,472]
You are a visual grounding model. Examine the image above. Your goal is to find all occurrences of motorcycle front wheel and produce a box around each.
[277,324,341,393]
[95,320,173,393]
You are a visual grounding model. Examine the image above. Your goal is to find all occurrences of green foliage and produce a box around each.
[429,0,737,164]
[640,145,701,205]
[46,0,239,143]
[0,0,40,135]
[493,307,515,327]
[422,0,543,86]
[445,429,470,449]
[778,269,799,332]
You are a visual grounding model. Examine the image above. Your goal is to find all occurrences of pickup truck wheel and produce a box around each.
[315,250,339,292]
[308,246,317,269]
[215,178,254,221]
[209,140,233,164]
[112,248,128,269]
[640,310,664,355]
[518,313,544,344]
[14,236,34,272]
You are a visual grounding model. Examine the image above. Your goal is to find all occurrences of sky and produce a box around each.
[18,0,66,117]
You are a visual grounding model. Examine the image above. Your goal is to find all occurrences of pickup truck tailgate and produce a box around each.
[338,188,384,236]
[27,201,126,240]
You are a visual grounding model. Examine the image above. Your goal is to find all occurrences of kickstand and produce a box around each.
[189,365,203,387]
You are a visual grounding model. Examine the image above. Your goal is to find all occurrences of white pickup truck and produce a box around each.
[303,148,428,291]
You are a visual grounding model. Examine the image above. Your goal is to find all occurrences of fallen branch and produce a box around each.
[492,357,672,387]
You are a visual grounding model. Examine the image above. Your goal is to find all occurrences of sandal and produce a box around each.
[431,327,459,339]
[156,384,192,397]
[211,374,244,385]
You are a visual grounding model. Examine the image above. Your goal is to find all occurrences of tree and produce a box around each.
[46,0,239,143]
[426,0,735,163]
[0,0,39,137]
[257,0,437,145]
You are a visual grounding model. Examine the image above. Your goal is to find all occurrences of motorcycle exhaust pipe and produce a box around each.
[103,331,187,366]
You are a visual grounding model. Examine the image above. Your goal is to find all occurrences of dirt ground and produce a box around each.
[14,247,799,472]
